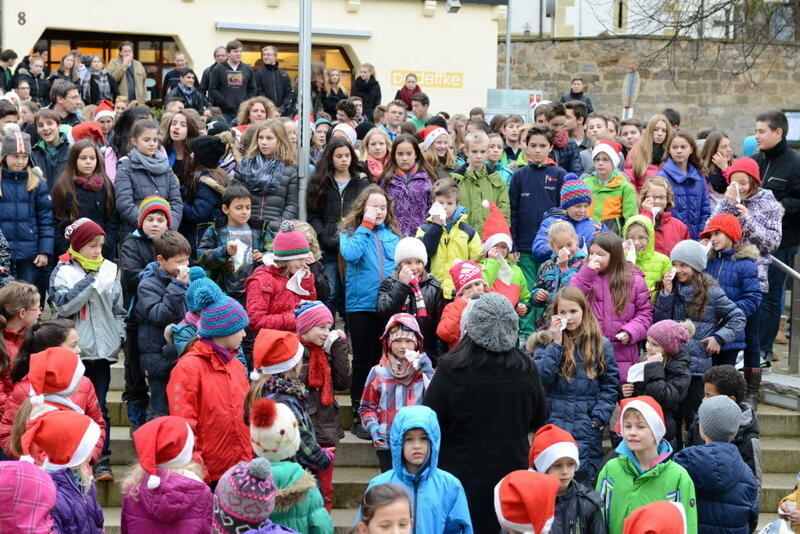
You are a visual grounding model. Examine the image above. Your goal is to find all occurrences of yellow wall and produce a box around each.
[3,0,501,112]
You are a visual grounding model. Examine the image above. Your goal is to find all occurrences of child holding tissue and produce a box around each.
[359,313,434,473]
[622,214,672,295]
[638,176,690,256]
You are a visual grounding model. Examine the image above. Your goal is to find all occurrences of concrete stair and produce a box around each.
[755,404,800,529]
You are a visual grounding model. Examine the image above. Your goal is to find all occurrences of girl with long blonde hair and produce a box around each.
[626,114,671,190]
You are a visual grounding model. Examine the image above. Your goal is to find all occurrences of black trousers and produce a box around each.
[348,311,384,411]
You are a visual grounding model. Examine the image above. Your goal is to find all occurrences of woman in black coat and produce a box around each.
[424,292,550,534]
[350,63,381,120]
[81,55,119,105]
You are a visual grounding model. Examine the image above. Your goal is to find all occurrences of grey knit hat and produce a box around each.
[1,124,32,160]
[698,394,741,443]
[465,292,518,352]
[670,240,707,273]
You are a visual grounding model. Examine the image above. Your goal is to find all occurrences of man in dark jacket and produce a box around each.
[208,40,256,124]
[254,46,295,117]
[199,46,227,99]
[0,49,18,93]
[754,110,800,369]
[559,78,594,113]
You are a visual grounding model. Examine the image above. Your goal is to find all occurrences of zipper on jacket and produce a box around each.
[374,230,384,280]
[412,477,420,534]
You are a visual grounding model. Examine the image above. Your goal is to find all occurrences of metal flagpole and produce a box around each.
[297,0,312,220]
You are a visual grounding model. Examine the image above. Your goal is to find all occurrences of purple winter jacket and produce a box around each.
[569,264,654,382]
[384,170,433,237]
[49,468,104,534]
[121,468,213,534]
[243,522,301,534]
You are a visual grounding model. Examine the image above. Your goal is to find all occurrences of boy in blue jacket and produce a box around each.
[362,405,473,533]
[673,395,759,534]
[135,230,190,419]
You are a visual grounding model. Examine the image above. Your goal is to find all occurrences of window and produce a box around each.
[241,41,355,89]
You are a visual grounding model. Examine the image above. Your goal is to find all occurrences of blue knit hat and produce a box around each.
[560,173,593,210]
[194,280,249,338]
[185,267,224,313]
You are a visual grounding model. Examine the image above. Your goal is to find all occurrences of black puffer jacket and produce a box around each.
[322,88,347,116]
[351,76,381,119]
[377,272,445,364]
[631,349,691,443]
[551,481,605,534]
[55,185,120,260]
[17,74,50,106]
[307,173,370,256]
[754,138,800,248]
[254,64,295,116]
[234,161,299,238]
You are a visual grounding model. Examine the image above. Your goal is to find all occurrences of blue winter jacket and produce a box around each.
[705,245,762,351]
[654,281,746,376]
[659,158,710,239]
[531,208,608,263]
[509,161,566,253]
[179,174,225,255]
[533,337,620,481]
[339,223,399,313]
[551,139,584,175]
[672,442,759,534]
[363,405,473,534]
[0,168,54,260]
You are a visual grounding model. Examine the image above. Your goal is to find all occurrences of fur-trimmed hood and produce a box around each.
[273,465,317,511]
[198,174,226,195]
[708,243,759,261]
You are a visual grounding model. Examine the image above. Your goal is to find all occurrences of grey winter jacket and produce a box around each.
[234,161,299,238]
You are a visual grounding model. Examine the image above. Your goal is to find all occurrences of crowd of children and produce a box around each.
[0,64,798,534]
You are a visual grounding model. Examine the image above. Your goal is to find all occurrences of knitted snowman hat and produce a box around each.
[251,329,305,380]
[494,470,560,534]
[21,411,101,471]
[616,395,667,444]
[27,347,85,407]
[481,200,512,251]
[249,398,301,461]
[133,416,195,489]
[529,424,580,474]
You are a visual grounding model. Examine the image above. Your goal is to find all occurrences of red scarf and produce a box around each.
[301,338,334,406]
[74,173,104,192]
[553,130,569,149]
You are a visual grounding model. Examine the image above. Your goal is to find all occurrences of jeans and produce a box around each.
[759,245,798,355]
[11,259,47,308]
[147,376,169,419]
[743,302,763,368]
[322,254,346,324]
[83,359,112,456]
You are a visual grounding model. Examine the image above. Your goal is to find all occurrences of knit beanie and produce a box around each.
[394,237,428,265]
[450,260,486,296]
[206,117,230,136]
[273,221,311,261]
[27,347,85,406]
[133,416,195,489]
[191,135,226,169]
[646,320,691,356]
[21,411,101,472]
[616,396,667,444]
[0,460,57,534]
[591,141,621,168]
[138,195,172,228]
[185,266,224,313]
[331,123,357,146]
[356,121,375,141]
[698,394,741,443]
[623,501,687,534]
[560,173,593,210]
[1,124,32,159]
[670,240,707,273]
[700,213,742,244]
[465,292,518,352]
[69,121,105,146]
[94,99,115,122]
[481,200,513,251]
[421,126,449,151]
[64,218,105,252]
[380,313,423,353]
[249,398,301,461]
[195,288,249,339]
[213,458,278,532]
[294,300,333,335]
[529,424,580,474]
[723,156,761,185]
[494,470,560,534]
[252,329,305,379]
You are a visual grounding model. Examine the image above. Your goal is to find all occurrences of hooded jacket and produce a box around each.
[384,169,433,237]
[49,468,104,534]
[754,138,800,248]
[268,461,333,534]
[363,406,473,534]
[534,336,620,481]
[659,158,710,239]
[339,223,400,313]
[245,264,317,333]
[0,461,56,533]
[640,208,690,257]
[622,215,672,295]
[631,349,691,443]
[307,173,370,256]
[653,281,746,376]
[351,75,381,119]
[121,468,213,534]
[712,190,783,292]
[551,480,605,534]
[705,245,762,351]
[532,208,606,263]
[569,265,653,381]
[584,170,638,235]
[0,168,54,260]
[508,160,565,252]
[672,443,758,534]
[452,164,510,236]
[167,341,251,483]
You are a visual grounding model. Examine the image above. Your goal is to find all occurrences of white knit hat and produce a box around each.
[331,123,357,146]
[250,398,301,461]
[394,237,428,265]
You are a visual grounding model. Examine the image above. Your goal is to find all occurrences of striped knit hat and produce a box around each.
[138,195,172,228]
[193,281,249,338]
[273,220,310,261]
[1,124,32,159]
[213,458,278,532]
[560,173,592,210]
[185,266,224,313]
[294,300,333,335]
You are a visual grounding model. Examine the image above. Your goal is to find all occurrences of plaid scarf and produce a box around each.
[82,70,113,101]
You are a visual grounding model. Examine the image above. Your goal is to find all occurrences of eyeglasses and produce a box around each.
[25,307,42,312]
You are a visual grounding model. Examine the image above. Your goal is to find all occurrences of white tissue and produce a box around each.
[229,239,247,271]
[323,329,345,353]
[623,239,637,264]
[615,332,627,341]
[651,206,662,219]
[558,317,568,332]
[429,201,447,222]
[733,182,741,204]
[404,349,422,369]
[287,268,310,296]
[92,261,117,294]
[627,362,647,383]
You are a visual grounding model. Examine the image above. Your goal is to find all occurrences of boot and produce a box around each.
[127,401,147,437]
[93,455,113,481]
[774,315,789,346]
[350,402,371,440]
[743,367,762,411]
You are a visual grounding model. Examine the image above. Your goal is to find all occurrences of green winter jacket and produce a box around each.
[451,165,509,235]
[584,169,638,235]
[269,460,333,534]
[481,257,531,307]
[596,443,697,534]
[622,214,672,296]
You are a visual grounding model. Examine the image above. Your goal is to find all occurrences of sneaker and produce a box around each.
[93,457,113,481]
[760,356,772,372]
[351,420,371,440]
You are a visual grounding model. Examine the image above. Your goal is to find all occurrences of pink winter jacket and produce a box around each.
[569,264,654,381]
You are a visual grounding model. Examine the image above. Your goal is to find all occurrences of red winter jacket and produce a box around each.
[436,298,469,350]
[0,376,105,460]
[0,329,27,415]
[245,265,317,333]
[167,341,251,483]
[640,209,691,257]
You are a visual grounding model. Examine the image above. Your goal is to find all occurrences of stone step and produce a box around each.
[761,473,798,513]
[763,373,800,411]
[757,513,780,530]
[758,405,800,437]
[761,438,800,474]
[110,362,125,392]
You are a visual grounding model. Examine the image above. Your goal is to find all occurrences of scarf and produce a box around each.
[129,148,171,175]
[395,164,420,184]
[366,156,384,180]
[408,277,427,318]
[237,155,285,195]
[67,246,103,272]
[263,374,309,402]
[74,173,104,192]
[200,338,236,364]
[300,338,334,406]
[553,129,569,149]
[398,85,421,106]
[82,70,112,101]
[380,353,418,387]
[178,83,197,98]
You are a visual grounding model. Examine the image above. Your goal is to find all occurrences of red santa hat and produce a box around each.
[623,501,687,534]
[421,126,449,151]
[592,140,622,168]
[133,416,195,489]
[27,347,85,407]
[481,200,512,252]
[94,99,116,122]
[251,329,305,380]
[69,121,105,146]
[449,260,487,296]
[615,395,667,444]
[21,411,101,471]
[494,470,560,534]
[529,424,580,473]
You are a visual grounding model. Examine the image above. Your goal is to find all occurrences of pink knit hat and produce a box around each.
[294,301,333,335]
[273,221,310,261]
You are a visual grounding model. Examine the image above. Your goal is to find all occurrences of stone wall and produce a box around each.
[498,36,800,151]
